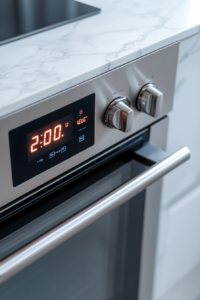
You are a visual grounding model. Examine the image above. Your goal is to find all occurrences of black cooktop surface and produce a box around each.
[0,0,100,45]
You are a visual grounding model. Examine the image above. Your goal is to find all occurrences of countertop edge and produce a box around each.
[1,24,200,119]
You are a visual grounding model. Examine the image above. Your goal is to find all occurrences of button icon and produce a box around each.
[61,146,66,153]
[79,135,85,143]
[37,158,44,163]
[49,151,55,158]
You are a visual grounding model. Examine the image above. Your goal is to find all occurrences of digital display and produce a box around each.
[27,114,73,161]
[9,94,95,187]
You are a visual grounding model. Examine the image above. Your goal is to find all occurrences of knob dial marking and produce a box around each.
[137,83,163,117]
[105,97,134,133]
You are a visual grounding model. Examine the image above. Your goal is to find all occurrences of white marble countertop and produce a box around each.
[0,0,200,118]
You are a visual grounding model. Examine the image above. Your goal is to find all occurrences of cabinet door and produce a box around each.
[154,185,200,300]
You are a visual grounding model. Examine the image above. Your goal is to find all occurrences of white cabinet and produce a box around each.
[153,32,200,300]
[154,186,200,300]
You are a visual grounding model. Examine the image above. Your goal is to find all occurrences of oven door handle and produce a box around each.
[0,144,190,284]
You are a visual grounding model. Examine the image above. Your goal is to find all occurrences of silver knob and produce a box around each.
[105,97,134,132]
[137,83,163,117]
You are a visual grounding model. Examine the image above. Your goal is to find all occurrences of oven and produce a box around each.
[0,42,189,300]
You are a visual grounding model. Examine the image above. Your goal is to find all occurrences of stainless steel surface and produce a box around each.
[0,43,179,207]
[0,145,190,283]
[137,83,163,117]
[138,117,169,300]
[0,1,100,46]
[104,97,134,132]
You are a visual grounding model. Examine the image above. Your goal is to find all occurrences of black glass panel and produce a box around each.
[9,94,95,186]
[0,159,145,300]
[0,0,100,45]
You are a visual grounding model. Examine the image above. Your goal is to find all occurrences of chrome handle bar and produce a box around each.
[0,145,190,284]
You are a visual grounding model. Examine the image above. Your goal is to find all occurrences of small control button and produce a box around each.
[61,146,66,153]
[37,158,44,163]
[49,151,55,158]
[79,135,85,142]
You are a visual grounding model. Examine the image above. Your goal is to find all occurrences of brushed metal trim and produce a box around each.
[138,117,169,300]
[0,146,190,284]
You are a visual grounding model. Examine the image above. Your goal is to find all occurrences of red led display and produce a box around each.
[27,114,73,161]
[30,124,64,153]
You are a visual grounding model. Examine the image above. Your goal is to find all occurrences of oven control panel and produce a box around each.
[0,42,179,207]
[9,95,95,186]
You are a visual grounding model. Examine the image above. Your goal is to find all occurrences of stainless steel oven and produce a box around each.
[0,42,190,300]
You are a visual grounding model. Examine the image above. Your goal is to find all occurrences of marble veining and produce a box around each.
[0,0,200,118]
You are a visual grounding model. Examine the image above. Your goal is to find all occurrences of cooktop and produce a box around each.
[0,0,100,45]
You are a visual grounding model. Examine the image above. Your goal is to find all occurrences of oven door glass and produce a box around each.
[0,148,146,300]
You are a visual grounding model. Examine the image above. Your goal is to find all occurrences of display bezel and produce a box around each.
[9,94,95,187]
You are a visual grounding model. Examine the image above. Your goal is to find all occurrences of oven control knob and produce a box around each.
[105,97,134,132]
[137,83,163,117]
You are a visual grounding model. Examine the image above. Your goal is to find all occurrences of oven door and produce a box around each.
[0,118,189,300]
